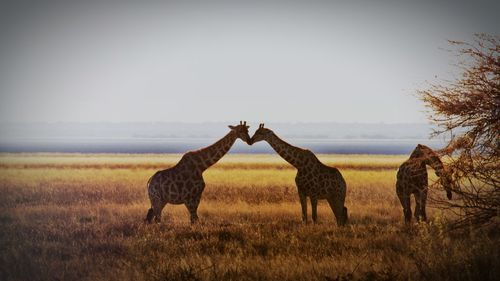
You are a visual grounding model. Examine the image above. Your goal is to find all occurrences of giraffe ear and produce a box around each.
[228,125,236,130]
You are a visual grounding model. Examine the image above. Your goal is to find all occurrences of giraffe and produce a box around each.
[249,124,348,226]
[396,144,453,223]
[145,121,251,224]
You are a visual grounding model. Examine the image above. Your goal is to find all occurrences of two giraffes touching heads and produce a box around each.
[146,121,453,226]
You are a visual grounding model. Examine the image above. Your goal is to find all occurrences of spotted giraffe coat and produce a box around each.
[396,144,452,223]
[250,124,347,226]
[145,123,251,223]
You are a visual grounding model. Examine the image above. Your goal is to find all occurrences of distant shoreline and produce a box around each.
[0,138,446,155]
[0,122,448,154]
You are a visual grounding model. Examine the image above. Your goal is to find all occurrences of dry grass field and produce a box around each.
[0,153,498,281]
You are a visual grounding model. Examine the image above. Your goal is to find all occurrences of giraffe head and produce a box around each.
[249,123,273,145]
[228,121,251,144]
[439,168,454,200]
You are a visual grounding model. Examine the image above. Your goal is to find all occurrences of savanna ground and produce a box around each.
[0,153,498,281]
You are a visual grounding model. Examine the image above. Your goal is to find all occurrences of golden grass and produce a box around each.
[0,153,497,281]
[0,153,406,170]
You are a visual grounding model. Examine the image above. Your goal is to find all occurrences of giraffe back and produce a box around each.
[296,161,346,199]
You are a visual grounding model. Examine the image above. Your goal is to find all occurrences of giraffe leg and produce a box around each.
[299,193,308,223]
[414,193,423,222]
[185,198,201,224]
[421,190,428,221]
[150,201,166,223]
[144,191,166,224]
[311,197,318,223]
[414,190,428,222]
[397,185,412,224]
[343,206,348,225]
[327,197,346,226]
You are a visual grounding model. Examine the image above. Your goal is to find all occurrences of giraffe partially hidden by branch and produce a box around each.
[396,144,453,224]
[145,121,251,224]
[250,124,348,226]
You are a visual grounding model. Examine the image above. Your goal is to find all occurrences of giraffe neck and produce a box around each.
[194,131,237,171]
[266,133,309,169]
[410,147,445,176]
[427,155,445,176]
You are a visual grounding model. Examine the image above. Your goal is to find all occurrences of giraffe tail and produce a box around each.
[144,173,156,223]
[343,207,348,225]
[145,208,154,223]
[146,173,155,191]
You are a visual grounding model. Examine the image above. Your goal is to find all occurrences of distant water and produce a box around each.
[0,137,447,155]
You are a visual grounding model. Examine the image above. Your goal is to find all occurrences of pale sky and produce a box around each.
[0,0,498,123]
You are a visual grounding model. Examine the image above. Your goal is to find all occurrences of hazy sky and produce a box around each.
[0,0,498,123]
